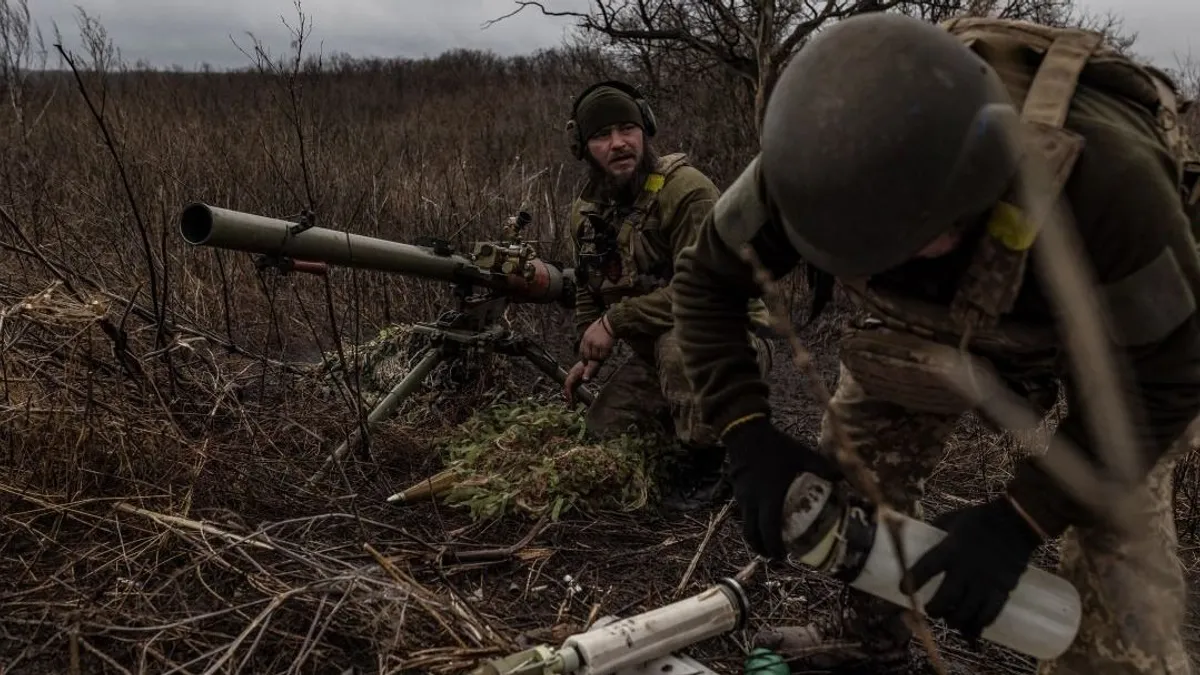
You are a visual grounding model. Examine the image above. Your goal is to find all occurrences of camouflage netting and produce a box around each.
[308,322,522,428]
[302,324,686,521]
[434,397,673,521]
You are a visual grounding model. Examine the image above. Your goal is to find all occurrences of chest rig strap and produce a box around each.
[945,25,1102,338]
[574,153,689,308]
[574,153,687,243]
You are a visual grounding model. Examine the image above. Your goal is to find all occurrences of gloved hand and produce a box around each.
[906,496,1044,643]
[722,416,841,559]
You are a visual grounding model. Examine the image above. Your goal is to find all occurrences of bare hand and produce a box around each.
[564,360,602,404]
[579,315,615,363]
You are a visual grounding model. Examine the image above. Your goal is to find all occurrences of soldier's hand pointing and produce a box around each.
[722,416,841,559]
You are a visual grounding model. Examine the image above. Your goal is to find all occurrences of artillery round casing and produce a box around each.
[561,578,747,675]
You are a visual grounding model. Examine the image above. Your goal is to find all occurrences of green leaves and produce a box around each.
[437,397,664,522]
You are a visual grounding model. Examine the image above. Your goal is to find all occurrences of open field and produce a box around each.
[2,6,1200,675]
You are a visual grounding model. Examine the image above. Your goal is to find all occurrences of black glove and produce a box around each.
[906,496,1044,643]
[722,416,841,559]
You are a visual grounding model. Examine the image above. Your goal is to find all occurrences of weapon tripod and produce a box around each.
[303,279,596,488]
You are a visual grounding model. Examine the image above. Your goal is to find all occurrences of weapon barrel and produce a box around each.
[180,202,477,282]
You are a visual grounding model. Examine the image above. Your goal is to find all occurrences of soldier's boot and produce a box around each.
[751,592,913,674]
[660,444,731,512]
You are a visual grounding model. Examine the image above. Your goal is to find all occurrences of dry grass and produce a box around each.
[1,4,1199,674]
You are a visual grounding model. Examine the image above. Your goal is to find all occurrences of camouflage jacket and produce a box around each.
[569,152,770,342]
[671,28,1200,540]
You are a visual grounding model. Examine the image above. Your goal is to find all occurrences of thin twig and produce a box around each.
[113,502,276,551]
[441,515,550,563]
[740,244,948,674]
[676,499,732,595]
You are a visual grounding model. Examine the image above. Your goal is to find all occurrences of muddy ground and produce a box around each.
[360,297,1200,674]
[3,289,1198,675]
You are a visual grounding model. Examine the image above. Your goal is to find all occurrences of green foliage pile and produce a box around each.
[438,398,673,521]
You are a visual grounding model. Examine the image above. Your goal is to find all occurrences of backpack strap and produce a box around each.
[573,152,689,241]
[1144,65,1192,180]
[946,22,1102,337]
[573,152,693,310]
[634,152,689,209]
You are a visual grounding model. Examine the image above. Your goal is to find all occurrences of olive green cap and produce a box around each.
[576,86,645,140]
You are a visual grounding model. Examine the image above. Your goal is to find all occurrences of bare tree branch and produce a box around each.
[485,0,1139,131]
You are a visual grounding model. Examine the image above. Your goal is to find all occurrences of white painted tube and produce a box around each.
[559,578,748,675]
[782,472,1082,660]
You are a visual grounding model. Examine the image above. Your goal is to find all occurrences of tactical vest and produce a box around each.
[572,152,692,309]
[840,18,1200,358]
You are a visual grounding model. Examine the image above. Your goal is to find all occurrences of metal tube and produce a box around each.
[306,347,444,486]
[561,578,748,675]
[180,202,476,283]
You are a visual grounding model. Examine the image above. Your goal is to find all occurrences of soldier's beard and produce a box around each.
[588,144,658,204]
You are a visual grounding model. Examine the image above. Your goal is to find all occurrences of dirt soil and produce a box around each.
[352,301,1200,674]
[3,291,1199,675]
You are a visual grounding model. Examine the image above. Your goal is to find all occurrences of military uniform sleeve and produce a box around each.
[604,168,718,339]
[672,167,801,434]
[568,201,602,339]
[1006,140,1200,539]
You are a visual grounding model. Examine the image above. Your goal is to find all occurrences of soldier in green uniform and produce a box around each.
[672,13,1200,674]
[561,80,773,511]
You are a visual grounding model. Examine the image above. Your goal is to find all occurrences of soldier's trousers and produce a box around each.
[585,326,772,449]
[819,362,1194,674]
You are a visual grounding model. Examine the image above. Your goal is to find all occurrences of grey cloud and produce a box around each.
[25,0,1198,71]
[29,0,588,70]
[1080,0,1198,67]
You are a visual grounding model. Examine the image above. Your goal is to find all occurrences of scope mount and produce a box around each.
[286,209,318,236]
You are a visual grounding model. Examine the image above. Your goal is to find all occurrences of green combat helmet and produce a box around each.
[760,12,1022,277]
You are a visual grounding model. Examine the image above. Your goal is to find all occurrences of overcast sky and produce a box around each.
[25,0,1198,72]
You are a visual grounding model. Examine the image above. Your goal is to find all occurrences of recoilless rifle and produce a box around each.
[177,203,597,486]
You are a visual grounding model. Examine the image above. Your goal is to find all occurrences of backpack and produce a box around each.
[925,17,1200,336]
[941,17,1200,239]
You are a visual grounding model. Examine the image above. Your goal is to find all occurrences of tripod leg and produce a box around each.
[305,347,445,486]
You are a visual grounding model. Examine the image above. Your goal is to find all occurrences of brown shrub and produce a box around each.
[0,5,1197,673]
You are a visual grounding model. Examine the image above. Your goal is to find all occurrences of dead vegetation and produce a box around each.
[1,0,1199,673]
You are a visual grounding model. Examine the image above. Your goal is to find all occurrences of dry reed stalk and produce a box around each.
[113,502,276,551]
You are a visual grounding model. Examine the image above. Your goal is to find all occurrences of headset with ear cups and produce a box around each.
[565,80,658,160]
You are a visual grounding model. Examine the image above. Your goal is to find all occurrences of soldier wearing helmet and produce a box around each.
[561,79,774,511]
[672,12,1200,673]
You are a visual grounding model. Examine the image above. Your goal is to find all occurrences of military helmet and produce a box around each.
[760,12,1021,277]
